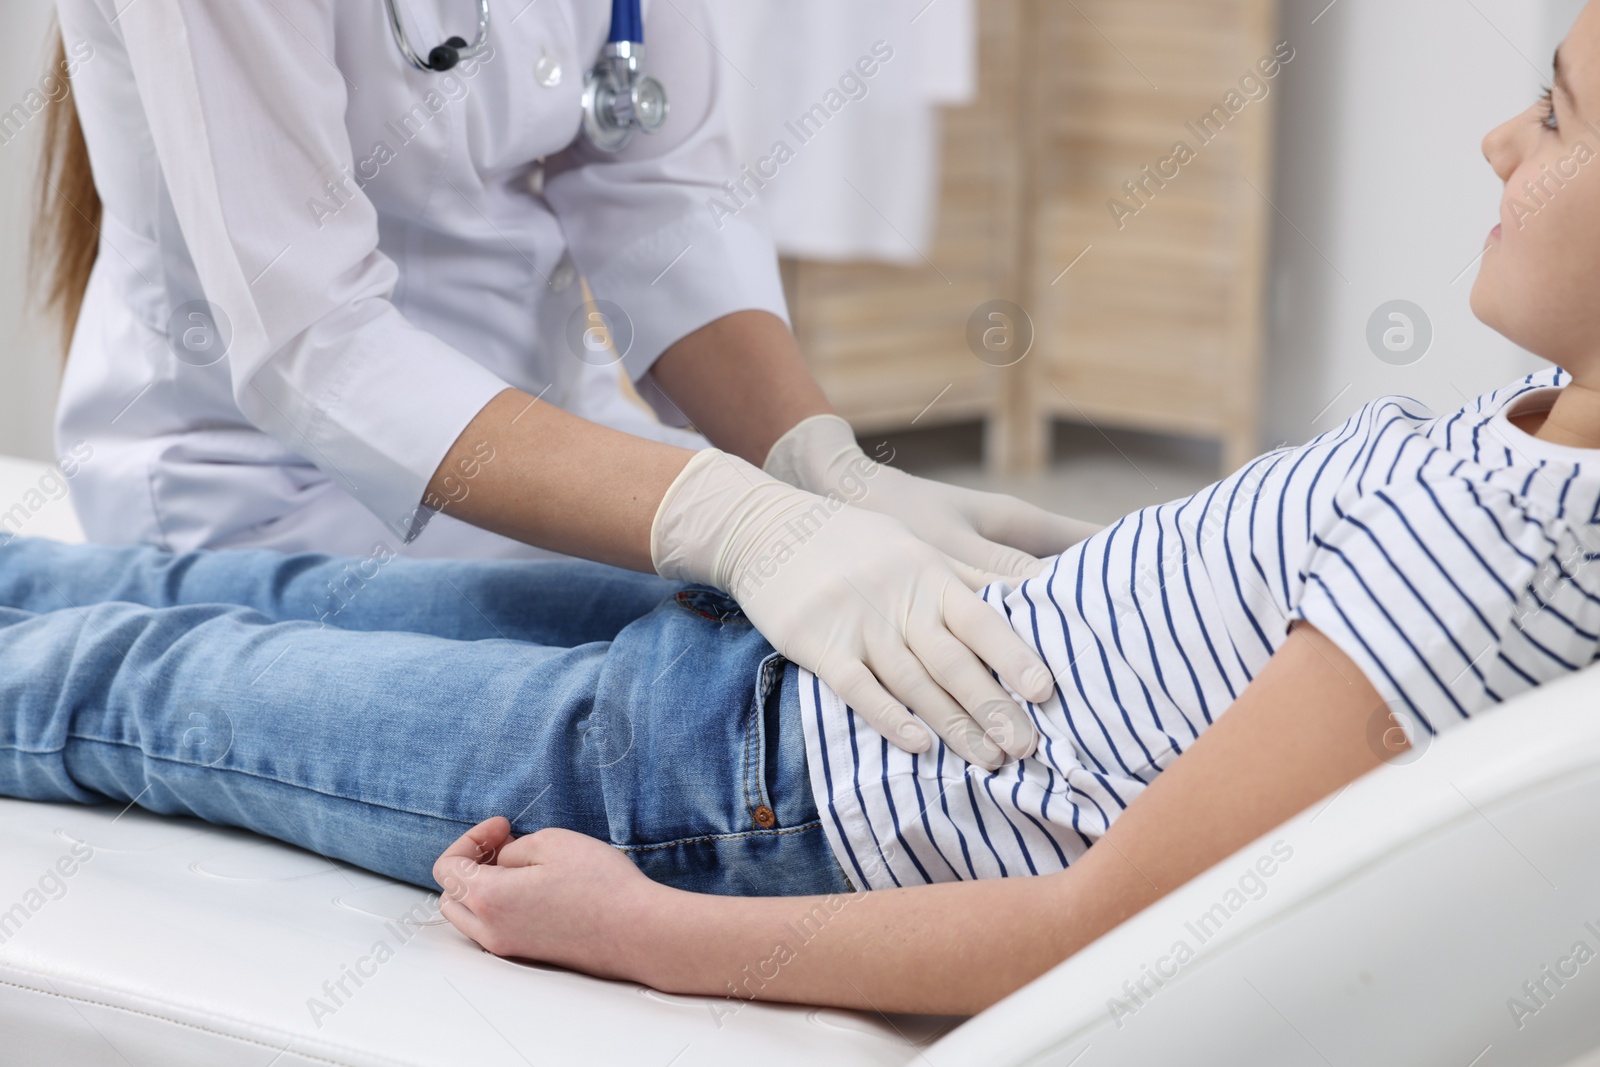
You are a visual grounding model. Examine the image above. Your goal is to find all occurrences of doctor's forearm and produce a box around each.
[650,310,835,465]
[426,388,693,571]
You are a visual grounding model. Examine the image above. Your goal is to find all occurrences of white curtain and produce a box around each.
[702,0,977,264]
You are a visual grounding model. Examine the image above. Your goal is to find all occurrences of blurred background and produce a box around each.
[0,0,1586,524]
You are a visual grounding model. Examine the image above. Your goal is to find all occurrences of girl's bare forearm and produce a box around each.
[626,626,1389,1016]
[631,853,1149,1017]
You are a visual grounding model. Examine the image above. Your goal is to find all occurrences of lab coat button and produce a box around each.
[535,52,562,87]
[550,261,577,292]
[526,166,545,196]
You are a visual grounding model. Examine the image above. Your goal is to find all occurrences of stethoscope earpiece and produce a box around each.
[383,0,489,74]
[427,36,469,72]
[382,0,667,153]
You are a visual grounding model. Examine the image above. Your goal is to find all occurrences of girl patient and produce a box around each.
[5,2,1600,1018]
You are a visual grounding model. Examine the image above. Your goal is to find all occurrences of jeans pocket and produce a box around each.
[671,587,750,625]
[603,600,850,896]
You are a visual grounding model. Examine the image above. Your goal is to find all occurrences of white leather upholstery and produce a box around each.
[5,454,1600,1065]
[0,799,959,1065]
[0,458,955,1065]
[925,654,1600,1067]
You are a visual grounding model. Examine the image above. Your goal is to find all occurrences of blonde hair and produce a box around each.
[30,22,101,360]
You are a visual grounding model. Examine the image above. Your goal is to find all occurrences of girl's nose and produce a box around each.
[1482,113,1526,184]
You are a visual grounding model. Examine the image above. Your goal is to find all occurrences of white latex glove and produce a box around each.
[652,449,1056,769]
[765,414,1104,580]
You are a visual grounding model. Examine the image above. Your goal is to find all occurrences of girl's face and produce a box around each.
[1473,2,1600,371]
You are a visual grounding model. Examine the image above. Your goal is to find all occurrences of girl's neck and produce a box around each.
[1514,376,1600,449]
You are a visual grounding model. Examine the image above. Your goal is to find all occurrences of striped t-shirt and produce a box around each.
[799,369,1600,891]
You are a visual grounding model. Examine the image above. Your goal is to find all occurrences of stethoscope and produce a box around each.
[382,0,668,153]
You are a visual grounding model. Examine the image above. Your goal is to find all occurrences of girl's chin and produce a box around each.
[1467,275,1499,332]
[1469,288,1558,361]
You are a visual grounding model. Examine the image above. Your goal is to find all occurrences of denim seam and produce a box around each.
[59,739,838,863]
[62,734,483,828]
[743,653,784,824]
[615,818,826,855]
[761,654,783,813]
[741,698,757,819]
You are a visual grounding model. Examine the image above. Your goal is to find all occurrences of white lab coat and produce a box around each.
[53,0,787,559]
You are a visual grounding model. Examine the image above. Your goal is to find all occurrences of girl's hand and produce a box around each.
[432,818,661,980]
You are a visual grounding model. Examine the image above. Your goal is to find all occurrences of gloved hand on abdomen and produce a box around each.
[764,414,1103,580]
[651,448,1055,771]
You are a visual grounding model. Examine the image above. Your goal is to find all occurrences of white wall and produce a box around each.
[1262,0,1587,448]
[0,4,65,463]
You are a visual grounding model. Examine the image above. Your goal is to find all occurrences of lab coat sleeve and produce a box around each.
[1291,473,1600,746]
[108,0,510,542]
[540,0,791,423]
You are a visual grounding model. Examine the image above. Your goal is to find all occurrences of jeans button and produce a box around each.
[753,805,776,829]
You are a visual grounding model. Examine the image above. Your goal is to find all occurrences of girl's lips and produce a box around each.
[1491,223,1503,240]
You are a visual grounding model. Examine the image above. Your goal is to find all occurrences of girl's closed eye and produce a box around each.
[1540,86,1560,132]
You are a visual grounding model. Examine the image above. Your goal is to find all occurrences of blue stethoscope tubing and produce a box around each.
[607,0,643,45]
[383,0,667,152]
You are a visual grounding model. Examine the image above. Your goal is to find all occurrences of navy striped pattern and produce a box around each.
[800,369,1600,890]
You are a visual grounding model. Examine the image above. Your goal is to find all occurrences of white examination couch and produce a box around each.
[4,453,1600,1066]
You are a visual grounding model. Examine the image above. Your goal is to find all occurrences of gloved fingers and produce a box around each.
[905,622,1037,763]
[970,494,1107,558]
[859,638,986,761]
[975,696,1037,762]
[943,554,1015,593]
[939,525,1048,583]
[912,697,1006,770]
[821,655,930,755]
[940,582,1057,706]
[918,679,1026,769]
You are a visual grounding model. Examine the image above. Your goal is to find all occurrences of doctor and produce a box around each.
[38,0,1095,764]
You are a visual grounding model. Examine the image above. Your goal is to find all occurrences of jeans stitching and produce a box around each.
[742,694,757,819]
[615,818,826,854]
[59,737,827,859]
[755,654,783,816]
[61,735,491,828]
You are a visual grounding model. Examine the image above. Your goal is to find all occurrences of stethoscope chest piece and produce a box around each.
[581,41,668,153]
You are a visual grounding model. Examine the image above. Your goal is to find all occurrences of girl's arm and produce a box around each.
[434,622,1391,1015]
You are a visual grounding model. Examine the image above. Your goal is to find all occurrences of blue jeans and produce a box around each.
[0,537,851,897]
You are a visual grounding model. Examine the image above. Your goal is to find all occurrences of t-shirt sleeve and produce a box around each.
[1291,471,1600,743]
